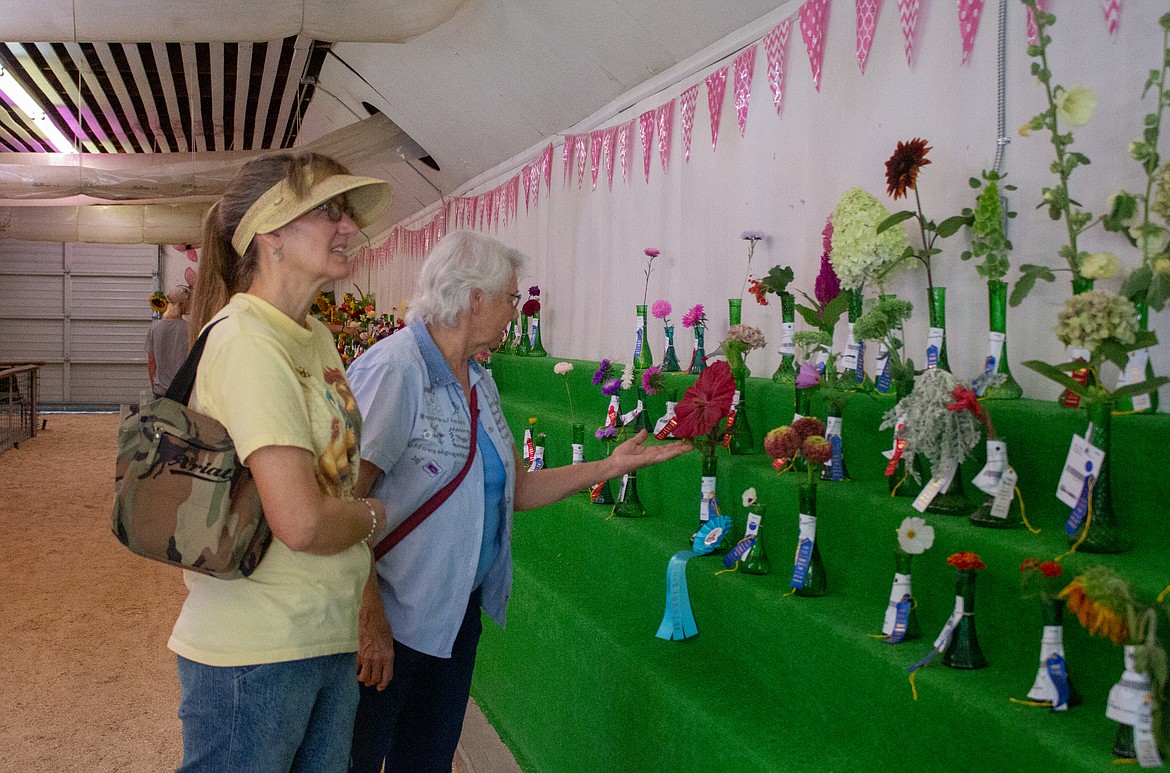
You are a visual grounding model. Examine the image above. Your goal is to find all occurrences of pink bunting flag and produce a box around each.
[575,135,589,189]
[562,136,576,188]
[656,100,675,174]
[1101,0,1120,35]
[511,176,520,221]
[705,67,728,154]
[638,110,656,183]
[521,165,532,212]
[542,144,553,193]
[493,185,503,231]
[589,129,604,190]
[898,0,920,67]
[733,46,756,137]
[618,121,632,182]
[856,0,881,74]
[799,0,830,92]
[764,19,792,117]
[603,126,617,189]
[957,0,984,65]
[679,84,700,162]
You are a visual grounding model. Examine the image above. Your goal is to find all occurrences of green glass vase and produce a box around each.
[820,404,850,482]
[1114,300,1159,414]
[697,443,718,531]
[791,386,812,473]
[739,503,770,575]
[924,459,970,516]
[528,310,547,357]
[727,370,753,455]
[792,481,826,597]
[941,569,987,669]
[612,467,647,517]
[571,423,586,466]
[590,443,616,505]
[887,374,925,498]
[634,304,653,370]
[843,288,872,390]
[1025,597,1082,708]
[688,326,707,374]
[1067,400,1130,553]
[969,439,1022,528]
[661,325,681,372]
[516,314,532,357]
[925,285,950,372]
[728,297,742,327]
[882,550,921,641]
[981,280,1022,399]
[772,291,797,383]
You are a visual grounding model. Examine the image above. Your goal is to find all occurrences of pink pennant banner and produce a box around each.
[639,110,656,183]
[764,19,793,117]
[590,129,604,189]
[733,46,756,137]
[799,0,830,92]
[705,67,728,154]
[1101,0,1120,35]
[562,136,576,188]
[856,0,880,74]
[575,135,589,188]
[541,144,553,193]
[957,0,984,65]
[603,126,617,189]
[679,84,700,162]
[898,0,920,67]
[656,100,675,174]
[618,121,632,182]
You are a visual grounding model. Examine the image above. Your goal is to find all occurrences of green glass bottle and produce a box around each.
[516,314,532,356]
[882,550,921,641]
[820,404,850,481]
[842,288,872,390]
[697,443,718,531]
[924,459,970,516]
[941,569,988,669]
[726,372,753,455]
[728,297,742,326]
[1067,400,1130,553]
[688,326,707,374]
[925,286,950,372]
[772,291,797,383]
[634,304,653,369]
[739,503,770,575]
[612,468,647,517]
[791,386,811,473]
[528,310,547,357]
[661,325,681,372]
[590,442,616,505]
[792,482,826,597]
[981,279,1022,399]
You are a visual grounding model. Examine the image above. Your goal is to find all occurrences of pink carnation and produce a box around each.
[651,299,672,320]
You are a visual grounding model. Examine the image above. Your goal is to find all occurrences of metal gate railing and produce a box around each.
[0,363,42,453]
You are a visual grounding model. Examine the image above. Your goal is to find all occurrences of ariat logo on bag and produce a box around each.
[142,435,234,483]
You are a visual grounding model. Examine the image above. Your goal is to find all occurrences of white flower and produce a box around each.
[1055,85,1096,127]
[620,363,634,390]
[554,361,573,375]
[897,517,935,555]
[1078,252,1120,280]
[742,487,758,507]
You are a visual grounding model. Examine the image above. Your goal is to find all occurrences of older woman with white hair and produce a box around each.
[346,230,689,773]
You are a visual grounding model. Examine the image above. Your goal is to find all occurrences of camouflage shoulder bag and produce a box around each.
[112,318,271,579]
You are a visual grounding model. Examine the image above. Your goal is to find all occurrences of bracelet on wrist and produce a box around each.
[358,498,378,544]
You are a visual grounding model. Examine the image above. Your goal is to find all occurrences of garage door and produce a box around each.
[0,240,158,406]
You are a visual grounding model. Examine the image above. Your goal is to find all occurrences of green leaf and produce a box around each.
[1121,265,1153,301]
[1148,269,1170,311]
[1110,376,1170,401]
[936,215,970,238]
[1023,360,1090,397]
[795,303,822,329]
[969,177,981,188]
[819,293,850,331]
[876,210,916,234]
[1010,265,1057,307]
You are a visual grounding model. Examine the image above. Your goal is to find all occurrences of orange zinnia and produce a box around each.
[885,138,932,200]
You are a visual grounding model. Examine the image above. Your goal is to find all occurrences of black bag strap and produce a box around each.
[165,317,228,406]
[373,387,480,561]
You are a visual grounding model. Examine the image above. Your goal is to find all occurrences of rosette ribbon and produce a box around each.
[656,516,732,641]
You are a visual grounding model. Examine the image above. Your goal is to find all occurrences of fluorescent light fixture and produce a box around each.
[0,64,77,154]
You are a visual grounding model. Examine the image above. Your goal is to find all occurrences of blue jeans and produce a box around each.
[350,589,483,773]
[176,652,358,773]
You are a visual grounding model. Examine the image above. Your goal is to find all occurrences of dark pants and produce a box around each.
[349,589,483,773]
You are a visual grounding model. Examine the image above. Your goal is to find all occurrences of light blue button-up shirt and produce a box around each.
[347,323,515,658]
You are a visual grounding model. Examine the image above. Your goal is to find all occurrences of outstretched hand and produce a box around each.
[609,430,692,477]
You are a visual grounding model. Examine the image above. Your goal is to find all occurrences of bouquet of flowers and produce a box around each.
[764,417,832,597]
[720,324,766,377]
[829,187,912,292]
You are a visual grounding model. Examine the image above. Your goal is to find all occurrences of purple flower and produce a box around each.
[822,218,834,255]
[644,247,661,257]
[814,220,840,308]
[592,359,611,385]
[528,285,540,297]
[601,378,622,396]
[641,365,663,395]
[651,299,672,320]
[595,426,618,440]
[795,361,821,389]
[741,230,765,241]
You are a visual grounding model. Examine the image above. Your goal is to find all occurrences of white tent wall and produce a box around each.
[362,1,1170,406]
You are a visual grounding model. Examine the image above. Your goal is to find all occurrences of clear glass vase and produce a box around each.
[926,286,950,372]
[528,310,547,357]
[661,325,681,372]
[772,291,797,383]
[516,314,532,356]
[1067,400,1130,553]
[634,304,653,369]
[687,326,707,374]
[981,280,1022,399]
[941,569,987,669]
[791,481,826,597]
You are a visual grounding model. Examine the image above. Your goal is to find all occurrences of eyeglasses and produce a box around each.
[311,196,356,223]
[504,292,521,309]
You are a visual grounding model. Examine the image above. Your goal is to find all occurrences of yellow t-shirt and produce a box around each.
[168,293,370,666]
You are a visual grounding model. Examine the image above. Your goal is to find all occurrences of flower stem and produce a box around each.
[913,187,935,294]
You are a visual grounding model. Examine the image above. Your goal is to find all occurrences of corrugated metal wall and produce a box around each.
[0,240,157,405]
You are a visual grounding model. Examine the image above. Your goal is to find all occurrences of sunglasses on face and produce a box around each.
[312,196,356,223]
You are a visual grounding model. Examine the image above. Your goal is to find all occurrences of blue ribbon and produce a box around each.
[722,537,756,568]
[791,538,813,588]
[693,515,732,555]
[974,354,997,397]
[886,595,912,644]
[926,345,939,369]
[1064,475,1093,536]
[829,435,844,481]
[656,550,700,641]
[1046,654,1071,709]
[633,328,643,359]
[876,355,893,393]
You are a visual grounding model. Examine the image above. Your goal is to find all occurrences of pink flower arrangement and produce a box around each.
[682,304,707,328]
[651,299,672,322]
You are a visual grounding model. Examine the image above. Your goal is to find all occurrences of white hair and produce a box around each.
[407,230,527,327]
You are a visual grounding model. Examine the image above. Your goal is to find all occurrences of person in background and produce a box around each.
[145,285,191,397]
[346,230,690,773]
[173,150,392,772]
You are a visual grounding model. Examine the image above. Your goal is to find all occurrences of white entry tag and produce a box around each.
[912,457,959,512]
[1056,434,1105,509]
[972,440,1008,495]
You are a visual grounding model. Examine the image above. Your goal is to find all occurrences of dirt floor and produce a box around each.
[0,413,186,771]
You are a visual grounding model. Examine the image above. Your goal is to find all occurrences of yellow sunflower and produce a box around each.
[149,292,169,313]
